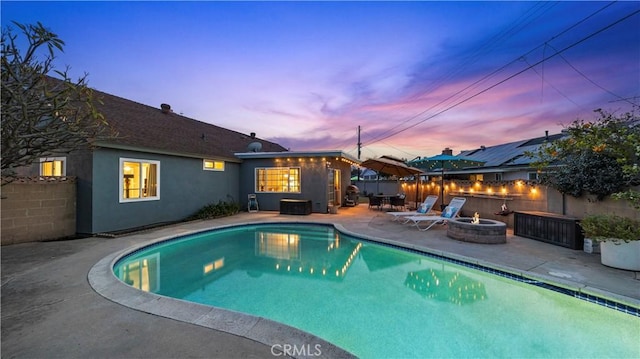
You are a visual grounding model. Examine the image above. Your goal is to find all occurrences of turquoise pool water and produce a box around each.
[114,223,640,358]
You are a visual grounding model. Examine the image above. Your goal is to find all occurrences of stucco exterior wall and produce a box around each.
[86,148,241,234]
[238,156,352,213]
[1,177,76,245]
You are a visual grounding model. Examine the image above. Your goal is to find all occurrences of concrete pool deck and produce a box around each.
[2,204,639,358]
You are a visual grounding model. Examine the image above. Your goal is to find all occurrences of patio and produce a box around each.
[2,203,638,358]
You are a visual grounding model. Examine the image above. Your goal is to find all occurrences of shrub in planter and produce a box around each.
[580,214,640,243]
[580,214,640,271]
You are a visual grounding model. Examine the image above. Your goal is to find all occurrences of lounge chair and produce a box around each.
[388,195,438,222]
[404,197,467,231]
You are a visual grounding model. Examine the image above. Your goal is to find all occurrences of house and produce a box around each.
[360,169,378,181]
[20,82,358,236]
[235,151,358,214]
[422,132,564,182]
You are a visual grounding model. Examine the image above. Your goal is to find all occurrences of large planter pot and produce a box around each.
[600,240,640,271]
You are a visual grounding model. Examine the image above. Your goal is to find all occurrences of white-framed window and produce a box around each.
[255,167,301,193]
[203,159,224,171]
[495,173,503,181]
[119,158,160,202]
[39,157,66,176]
[528,172,540,181]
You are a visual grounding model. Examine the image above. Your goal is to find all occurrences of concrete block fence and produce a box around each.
[1,177,76,245]
[354,179,639,228]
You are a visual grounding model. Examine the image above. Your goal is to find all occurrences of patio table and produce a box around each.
[375,195,393,210]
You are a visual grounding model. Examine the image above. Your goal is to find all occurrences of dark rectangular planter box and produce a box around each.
[280,199,312,215]
[514,211,584,250]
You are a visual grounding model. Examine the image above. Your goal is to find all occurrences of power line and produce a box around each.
[521,56,585,110]
[363,2,560,145]
[338,2,629,155]
[363,1,619,147]
[365,6,639,147]
[546,43,638,106]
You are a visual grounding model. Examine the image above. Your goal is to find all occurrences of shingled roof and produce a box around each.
[90,86,287,161]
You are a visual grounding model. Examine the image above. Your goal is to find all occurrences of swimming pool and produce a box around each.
[112,223,639,358]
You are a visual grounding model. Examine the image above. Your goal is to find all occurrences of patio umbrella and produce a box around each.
[409,154,485,207]
[360,157,423,178]
[360,157,422,198]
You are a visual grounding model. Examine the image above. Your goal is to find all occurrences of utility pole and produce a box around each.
[357,126,362,160]
[357,126,362,183]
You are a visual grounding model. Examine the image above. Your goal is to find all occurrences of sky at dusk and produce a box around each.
[2,1,639,161]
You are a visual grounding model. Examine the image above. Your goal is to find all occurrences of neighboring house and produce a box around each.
[19,82,360,235]
[360,169,378,181]
[425,132,564,182]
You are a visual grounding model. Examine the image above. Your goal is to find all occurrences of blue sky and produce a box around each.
[2,1,639,160]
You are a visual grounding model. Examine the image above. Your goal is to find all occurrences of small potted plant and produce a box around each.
[580,214,640,271]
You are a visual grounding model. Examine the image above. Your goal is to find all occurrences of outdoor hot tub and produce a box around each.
[447,217,507,244]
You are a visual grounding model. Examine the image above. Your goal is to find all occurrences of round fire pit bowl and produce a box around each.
[447,217,507,244]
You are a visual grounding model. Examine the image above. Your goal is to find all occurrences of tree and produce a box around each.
[1,22,112,178]
[531,109,640,207]
[546,150,626,200]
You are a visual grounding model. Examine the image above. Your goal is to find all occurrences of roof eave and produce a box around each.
[94,142,242,163]
[235,150,360,164]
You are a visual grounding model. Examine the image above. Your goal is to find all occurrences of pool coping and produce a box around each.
[334,224,640,315]
[88,221,359,359]
[88,220,640,359]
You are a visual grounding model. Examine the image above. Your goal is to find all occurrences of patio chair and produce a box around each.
[368,195,383,210]
[248,194,259,212]
[388,195,438,222]
[390,195,406,211]
[404,197,467,231]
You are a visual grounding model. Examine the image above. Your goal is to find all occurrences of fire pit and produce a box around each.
[447,215,506,244]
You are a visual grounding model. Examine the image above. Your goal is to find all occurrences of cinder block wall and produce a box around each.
[365,179,638,228]
[562,187,640,220]
[442,190,547,228]
[1,177,76,245]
